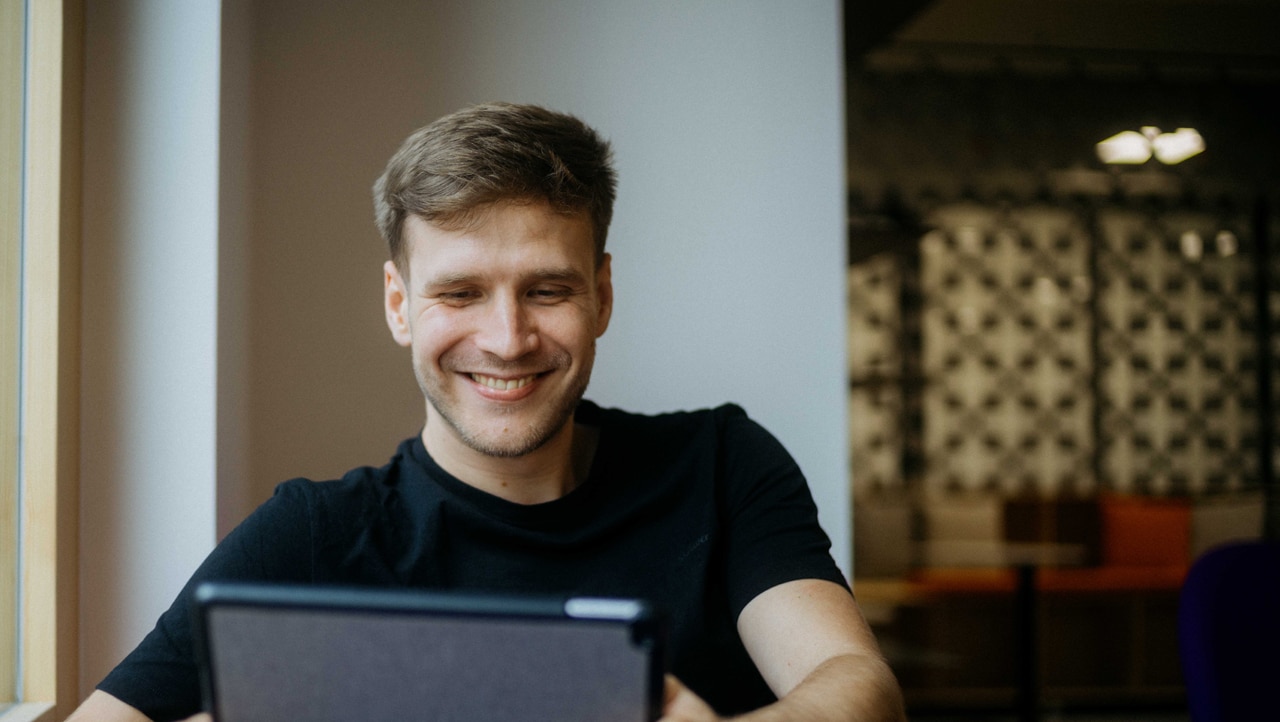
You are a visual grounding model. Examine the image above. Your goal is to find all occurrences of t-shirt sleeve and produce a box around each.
[717,407,849,618]
[95,480,316,722]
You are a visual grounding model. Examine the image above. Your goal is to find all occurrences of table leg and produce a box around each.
[1014,564,1039,722]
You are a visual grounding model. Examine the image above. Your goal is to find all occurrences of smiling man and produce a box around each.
[68,103,905,722]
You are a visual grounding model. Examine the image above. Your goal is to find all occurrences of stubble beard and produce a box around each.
[416,344,594,458]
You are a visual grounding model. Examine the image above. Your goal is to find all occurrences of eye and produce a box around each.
[436,289,480,304]
[529,286,572,302]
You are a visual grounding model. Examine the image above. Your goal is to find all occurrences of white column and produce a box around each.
[80,0,222,696]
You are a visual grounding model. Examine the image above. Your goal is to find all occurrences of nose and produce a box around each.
[473,293,539,360]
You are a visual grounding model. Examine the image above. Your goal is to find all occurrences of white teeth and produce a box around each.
[470,373,535,391]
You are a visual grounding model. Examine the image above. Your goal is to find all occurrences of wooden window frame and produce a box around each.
[1,1,81,720]
[1,0,23,706]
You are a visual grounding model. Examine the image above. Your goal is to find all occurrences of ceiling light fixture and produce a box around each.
[1096,130,1152,164]
[1096,127,1205,165]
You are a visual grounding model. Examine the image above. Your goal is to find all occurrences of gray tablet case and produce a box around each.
[192,582,663,722]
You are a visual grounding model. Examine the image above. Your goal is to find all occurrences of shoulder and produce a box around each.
[581,399,753,439]
[276,436,415,499]
[269,436,417,525]
[220,437,422,581]
[228,437,417,555]
[582,400,786,475]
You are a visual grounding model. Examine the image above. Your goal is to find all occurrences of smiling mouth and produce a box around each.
[469,372,538,391]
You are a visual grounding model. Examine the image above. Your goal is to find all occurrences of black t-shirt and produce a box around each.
[98,401,847,721]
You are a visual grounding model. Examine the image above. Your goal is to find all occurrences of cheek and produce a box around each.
[539,308,600,347]
[410,314,466,363]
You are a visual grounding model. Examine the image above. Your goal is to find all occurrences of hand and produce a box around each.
[175,685,706,722]
[174,682,717,722]
[659,675,722,722]
[176,684,708,722]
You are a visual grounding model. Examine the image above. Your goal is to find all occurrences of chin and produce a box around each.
[461,427,560,458]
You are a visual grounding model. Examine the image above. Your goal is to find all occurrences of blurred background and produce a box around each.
[843,2,1279,720]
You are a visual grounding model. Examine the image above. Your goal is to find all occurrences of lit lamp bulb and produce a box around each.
[1151,128,1205,164]
[1096,127,1206,165]
[1096,130,1152,164]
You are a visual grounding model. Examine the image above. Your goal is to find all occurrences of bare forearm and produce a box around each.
[731,653,905,722]
[65,691,153,722]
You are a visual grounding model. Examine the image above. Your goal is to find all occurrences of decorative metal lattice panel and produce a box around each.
[848,255,905,494]
[849,199,1274,499]
[1095,206,1260,495]
[919,204,1095,496]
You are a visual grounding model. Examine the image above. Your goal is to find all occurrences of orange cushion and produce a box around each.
[1038,565,1187,592]
[1101,495,1191,567]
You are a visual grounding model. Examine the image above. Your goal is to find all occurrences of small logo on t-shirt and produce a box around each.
[675,533,710,564]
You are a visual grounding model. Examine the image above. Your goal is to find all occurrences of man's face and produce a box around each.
[384,202,612,460]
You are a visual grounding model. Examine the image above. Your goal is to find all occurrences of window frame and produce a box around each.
[1,1,81,720]
[0,0,23,705]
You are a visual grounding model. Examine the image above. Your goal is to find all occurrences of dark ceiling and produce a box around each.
[842,0,1280,262]
[846,0,1280,77]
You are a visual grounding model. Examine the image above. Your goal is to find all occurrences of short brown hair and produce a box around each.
[373,102,617,269]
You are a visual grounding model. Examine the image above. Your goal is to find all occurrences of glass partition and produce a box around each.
[846,64,1278,718]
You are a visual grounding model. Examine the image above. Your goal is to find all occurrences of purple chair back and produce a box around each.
[1178,540,1280,722]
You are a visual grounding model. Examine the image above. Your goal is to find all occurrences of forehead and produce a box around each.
[401,203,595,278]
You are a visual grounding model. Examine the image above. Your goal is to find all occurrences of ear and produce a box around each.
[383,260,413,347]
[594,253,613,337]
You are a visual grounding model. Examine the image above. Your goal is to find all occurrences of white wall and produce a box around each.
[79,0,222,697]
[240,0,850,566]
[77,0,847,699]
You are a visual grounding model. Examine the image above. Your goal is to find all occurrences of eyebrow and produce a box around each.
[526,267,589,284]
[419,267,589,292]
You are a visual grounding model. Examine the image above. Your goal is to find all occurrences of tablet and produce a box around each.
[192,582,664,722]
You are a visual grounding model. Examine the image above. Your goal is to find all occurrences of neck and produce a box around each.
[422,417,596,505]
